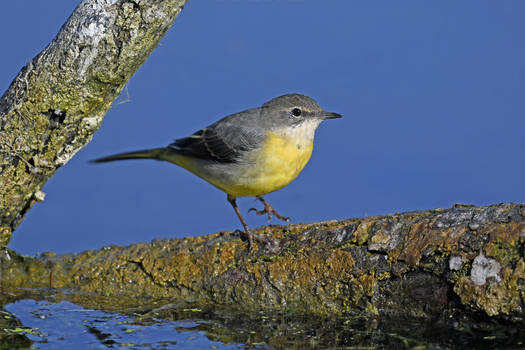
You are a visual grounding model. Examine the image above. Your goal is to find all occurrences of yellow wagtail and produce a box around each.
[93,94,341,248]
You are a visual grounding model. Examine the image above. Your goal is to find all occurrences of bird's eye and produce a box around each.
[291,108,302,117]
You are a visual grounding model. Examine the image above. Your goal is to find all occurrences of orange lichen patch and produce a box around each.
[136,239,240,296]
[369,231,390,246]
[483,223,525,266]
[281,220,348,236]
[258,249,356,314]
[266,254,313,290]
[353,218,374,245]
[263,226,289,240]
[487,222,524,242]
[454,258,525,316]
[398,220,468,266]
[321,219,355,232]
[215,240,239,265]
[327,272,377,315]
[351,273,375,300]
[325,250,355,271]
[377,271,391,281]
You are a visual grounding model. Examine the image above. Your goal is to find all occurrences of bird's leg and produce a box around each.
[249,196,291,224]
[227,194,264,249]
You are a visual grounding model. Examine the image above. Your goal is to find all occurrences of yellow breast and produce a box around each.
[231,129,314,197]
[165,120,320,198]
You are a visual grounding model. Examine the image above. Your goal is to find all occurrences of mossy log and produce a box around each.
[1,203,524,323]
[0,0,188,247]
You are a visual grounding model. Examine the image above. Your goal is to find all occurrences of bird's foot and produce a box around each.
[235,229,282,254]
[237,228,265,251]
[249,196,290,224]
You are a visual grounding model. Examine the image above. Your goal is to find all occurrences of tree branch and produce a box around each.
[0,0,187,246]
[1,203,524,324]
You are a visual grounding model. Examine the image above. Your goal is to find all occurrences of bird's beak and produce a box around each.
[322,111,342,120]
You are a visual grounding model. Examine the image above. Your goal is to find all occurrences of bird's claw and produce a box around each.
[248,207,265,215]
[248,199,290,224]
[235,229,265,252]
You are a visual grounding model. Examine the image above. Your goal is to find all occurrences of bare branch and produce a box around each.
[0,0,188,245]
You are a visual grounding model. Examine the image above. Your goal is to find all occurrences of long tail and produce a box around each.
[91,147,167,163]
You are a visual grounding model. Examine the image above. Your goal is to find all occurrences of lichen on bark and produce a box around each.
[0,0,188,246]
[1,203,523,324]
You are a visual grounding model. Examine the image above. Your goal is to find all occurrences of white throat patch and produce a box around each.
[275,119,322,143]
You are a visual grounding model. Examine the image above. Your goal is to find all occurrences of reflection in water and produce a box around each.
[4,300,242,349]
[2,297,523,349]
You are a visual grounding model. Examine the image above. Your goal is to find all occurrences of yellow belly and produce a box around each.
[228,131,314,197]
[164,131,315,198]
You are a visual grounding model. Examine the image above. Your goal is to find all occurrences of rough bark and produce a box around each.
[1,203,524,324]
[0,0,187,246]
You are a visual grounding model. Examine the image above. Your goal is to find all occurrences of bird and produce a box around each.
[93,93,341,249]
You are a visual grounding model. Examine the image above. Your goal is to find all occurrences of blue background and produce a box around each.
[2,1,524,255]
